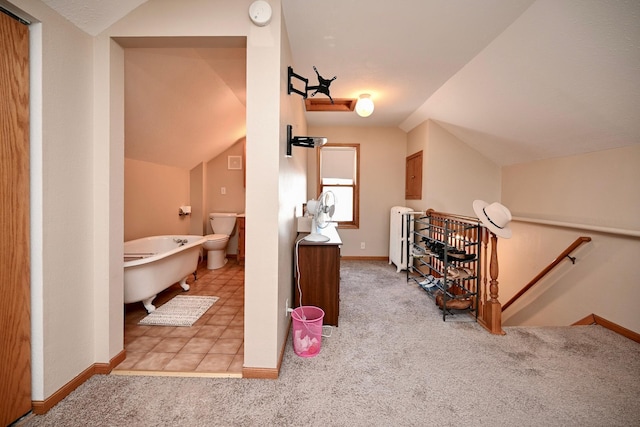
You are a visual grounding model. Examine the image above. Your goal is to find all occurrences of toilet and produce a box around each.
[203,212,237,269]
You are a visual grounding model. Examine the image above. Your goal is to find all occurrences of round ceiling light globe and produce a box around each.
[355,94,374,117]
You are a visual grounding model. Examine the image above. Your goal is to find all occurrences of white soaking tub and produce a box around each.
[124,235,206,312]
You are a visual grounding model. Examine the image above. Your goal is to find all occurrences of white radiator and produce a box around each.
[389,206,412,272]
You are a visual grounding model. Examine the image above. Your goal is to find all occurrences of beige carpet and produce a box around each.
[21,260,640,426]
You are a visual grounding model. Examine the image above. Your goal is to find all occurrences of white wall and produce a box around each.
[278,26,311,357]
[9,0,95,401]
[503,145,640,230]
[274,2,308,368]
[240,1,282,370]
[500,145,640,332]
[407,120,501,216]
[307,126,407,257]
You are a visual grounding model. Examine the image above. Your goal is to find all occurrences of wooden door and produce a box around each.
[405,150,422,200]
[0,10,31,426]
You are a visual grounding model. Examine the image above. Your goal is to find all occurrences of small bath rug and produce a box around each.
[139,295,219,327]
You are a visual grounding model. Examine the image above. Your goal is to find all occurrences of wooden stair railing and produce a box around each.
[502,236,592,311]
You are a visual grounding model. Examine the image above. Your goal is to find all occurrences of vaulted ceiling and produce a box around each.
[40,0,640,167]
[118,37,247,169]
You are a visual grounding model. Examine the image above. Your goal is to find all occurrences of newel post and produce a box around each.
[485,232,505,334]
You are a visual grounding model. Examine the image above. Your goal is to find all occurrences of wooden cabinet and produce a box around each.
[294,225,341,326]
[405,150,423,200]
[237,216,245,265]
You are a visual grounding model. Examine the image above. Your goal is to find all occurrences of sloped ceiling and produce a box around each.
[283,0,536,128]
[399,0,640,165]
[120,38,247,169]
[41,0,640,167]
[40,0,147,35]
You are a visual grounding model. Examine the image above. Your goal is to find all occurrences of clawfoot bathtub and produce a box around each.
[124,235,206,312]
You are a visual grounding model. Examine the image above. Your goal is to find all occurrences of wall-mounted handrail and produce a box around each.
[513,217,640,238]
[502,236,592,311]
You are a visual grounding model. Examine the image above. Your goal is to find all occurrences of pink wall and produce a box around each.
[124,158,191,241]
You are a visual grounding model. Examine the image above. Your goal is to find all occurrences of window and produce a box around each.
[317,143,359,228]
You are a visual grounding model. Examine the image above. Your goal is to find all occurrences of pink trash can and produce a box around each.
[291,306,325,358]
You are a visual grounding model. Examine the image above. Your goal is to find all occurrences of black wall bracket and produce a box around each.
[288,66,308,98]
[286,125,327,157]
[287,66,336,103]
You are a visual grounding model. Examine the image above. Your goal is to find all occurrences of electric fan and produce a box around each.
[304,191,336,242]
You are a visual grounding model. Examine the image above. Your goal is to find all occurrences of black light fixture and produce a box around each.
[286,125,327,157]
[288,66,336,103]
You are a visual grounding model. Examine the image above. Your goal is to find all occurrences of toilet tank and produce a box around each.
[209,212,237,235]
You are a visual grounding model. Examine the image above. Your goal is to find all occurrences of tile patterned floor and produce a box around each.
[114,259,244,376]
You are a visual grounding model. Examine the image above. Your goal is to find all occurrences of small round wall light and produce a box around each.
[355,94,374,117]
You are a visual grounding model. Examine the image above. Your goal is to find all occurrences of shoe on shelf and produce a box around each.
[447,252,476,262]
[441,298,473,310]
[434,290,444,307]
[418,275,438,289]
[418,276,432,286]
[447,267,462,279]
[447,267,474,279]
[461,267,475,277]
[436,293,473,310]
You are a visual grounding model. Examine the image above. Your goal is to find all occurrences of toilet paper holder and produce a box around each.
[178,206,191,217]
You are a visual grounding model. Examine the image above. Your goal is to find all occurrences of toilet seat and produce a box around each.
[205,233,229,242]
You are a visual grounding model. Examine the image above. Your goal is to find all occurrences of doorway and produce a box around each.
[116,36,247,375]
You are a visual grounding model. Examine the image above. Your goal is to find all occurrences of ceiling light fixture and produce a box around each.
[355,94,374,117]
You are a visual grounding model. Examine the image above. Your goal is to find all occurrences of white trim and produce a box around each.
[29,20,44,402]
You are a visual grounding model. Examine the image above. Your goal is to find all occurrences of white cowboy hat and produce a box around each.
[473,200,513,239]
